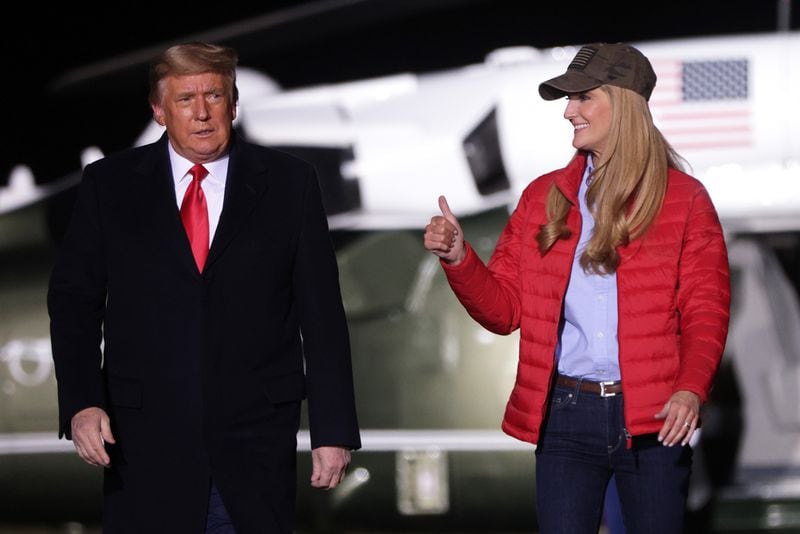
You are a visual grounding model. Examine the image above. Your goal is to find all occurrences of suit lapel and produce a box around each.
[205,136,270,271]
[139,134,201,275]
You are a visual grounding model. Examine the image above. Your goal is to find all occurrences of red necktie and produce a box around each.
[180,164,209,272]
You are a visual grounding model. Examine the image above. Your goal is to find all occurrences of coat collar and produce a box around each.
[553,151,589,205]
[134,134,200,274]
[135,132,270,276]
[205,132,270,271]
[549,150,643,263]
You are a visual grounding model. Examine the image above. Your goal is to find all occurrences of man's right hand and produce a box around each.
[423,195,466,265]
[71,406,116,467]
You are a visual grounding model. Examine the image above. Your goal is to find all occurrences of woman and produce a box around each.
[423,42,730,533]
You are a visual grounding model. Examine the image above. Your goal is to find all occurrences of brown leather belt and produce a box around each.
[556,374,622,397]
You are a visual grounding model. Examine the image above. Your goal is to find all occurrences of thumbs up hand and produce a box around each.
[424,195,466,265]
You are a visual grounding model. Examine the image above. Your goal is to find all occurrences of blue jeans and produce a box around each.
[207,483,236,534]
[535,381,691,534]
[604,475,626,534]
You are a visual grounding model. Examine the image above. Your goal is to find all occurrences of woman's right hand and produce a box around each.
[424,195,466,265]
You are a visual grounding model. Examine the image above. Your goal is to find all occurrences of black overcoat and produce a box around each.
[48,133,361,533]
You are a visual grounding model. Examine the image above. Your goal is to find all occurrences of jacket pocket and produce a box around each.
[107,375,143,408]
[263,370,306,405]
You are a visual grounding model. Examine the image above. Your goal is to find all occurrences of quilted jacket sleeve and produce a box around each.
[440,192,532,335]
[674,184,731,402]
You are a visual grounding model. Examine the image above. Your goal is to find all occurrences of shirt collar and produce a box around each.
[584,154,595,186]
[168,142,229,185]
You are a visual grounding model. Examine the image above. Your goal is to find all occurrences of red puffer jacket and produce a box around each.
[442,152,730,444]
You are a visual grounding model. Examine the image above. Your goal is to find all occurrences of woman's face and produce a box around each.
[563,87,612,159]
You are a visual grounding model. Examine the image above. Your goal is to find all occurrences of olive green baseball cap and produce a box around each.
[539,42,657,101]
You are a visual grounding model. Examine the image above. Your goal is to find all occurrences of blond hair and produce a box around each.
[148,42,239,106]
[536,85,685,273]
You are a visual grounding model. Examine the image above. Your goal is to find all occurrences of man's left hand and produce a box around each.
[311,446,351,489]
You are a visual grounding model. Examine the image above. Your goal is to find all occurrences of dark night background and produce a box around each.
[3,0,795,187]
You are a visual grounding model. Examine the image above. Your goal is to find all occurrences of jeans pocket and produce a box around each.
[548,391,575,413]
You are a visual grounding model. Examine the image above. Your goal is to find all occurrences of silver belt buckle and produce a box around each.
[599,381,617,397]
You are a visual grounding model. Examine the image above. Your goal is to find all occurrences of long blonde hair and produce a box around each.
[536,85,685,274]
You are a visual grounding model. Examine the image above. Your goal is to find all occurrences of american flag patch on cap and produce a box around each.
[569,46,599,70]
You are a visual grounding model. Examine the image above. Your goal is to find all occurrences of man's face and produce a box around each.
[151,72,236,163]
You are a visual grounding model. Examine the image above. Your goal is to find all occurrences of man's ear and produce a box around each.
[151,103,166,126]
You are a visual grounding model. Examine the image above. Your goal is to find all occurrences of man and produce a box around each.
[48,42,361,533]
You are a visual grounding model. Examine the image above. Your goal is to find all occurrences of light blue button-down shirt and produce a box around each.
[555,156,620,381]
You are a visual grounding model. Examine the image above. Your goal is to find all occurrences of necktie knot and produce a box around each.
[189,164,209,183]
